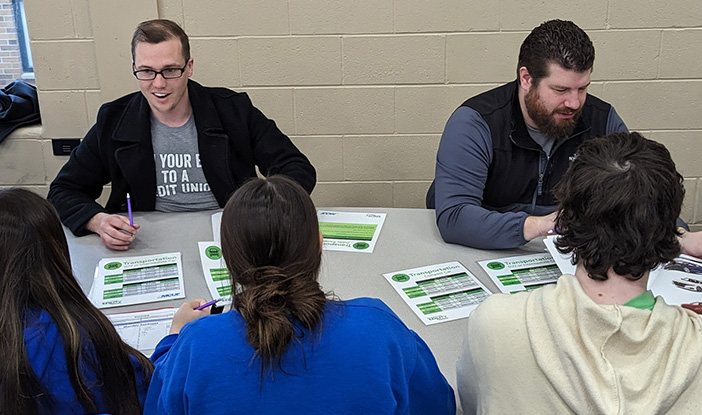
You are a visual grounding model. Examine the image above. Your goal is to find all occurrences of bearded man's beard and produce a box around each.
[524,87,582,139]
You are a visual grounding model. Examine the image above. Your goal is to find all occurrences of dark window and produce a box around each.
[12,0,32,73]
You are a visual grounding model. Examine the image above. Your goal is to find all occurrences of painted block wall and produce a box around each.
[2,0,701,226]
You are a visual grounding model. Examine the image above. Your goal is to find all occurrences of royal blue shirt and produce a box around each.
[145,298,455,414]
[24,308,149,414]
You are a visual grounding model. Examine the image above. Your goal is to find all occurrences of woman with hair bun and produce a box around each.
[145,176,455,415]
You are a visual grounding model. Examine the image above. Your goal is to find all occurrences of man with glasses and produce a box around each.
[49,19,315,250]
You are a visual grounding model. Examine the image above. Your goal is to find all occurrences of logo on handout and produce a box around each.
[159,292,181,299]
[428,315,448,321]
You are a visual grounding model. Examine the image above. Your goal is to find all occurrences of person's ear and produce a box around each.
[186,57,194,78]
[318,231,324,253]
[518,66,533,91]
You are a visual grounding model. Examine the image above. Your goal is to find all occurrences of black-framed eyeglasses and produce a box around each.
[132,62,188,81]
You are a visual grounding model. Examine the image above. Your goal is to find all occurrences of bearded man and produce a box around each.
[426,19,628,249]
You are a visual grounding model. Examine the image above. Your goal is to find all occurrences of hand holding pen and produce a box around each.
[85,212,140,251]
[170,299,214,335]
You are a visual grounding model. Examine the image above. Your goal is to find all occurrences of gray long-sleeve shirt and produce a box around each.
[434,106,628,249]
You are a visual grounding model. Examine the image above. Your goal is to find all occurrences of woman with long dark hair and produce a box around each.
[0,188,153,414]
[145,176,455,414]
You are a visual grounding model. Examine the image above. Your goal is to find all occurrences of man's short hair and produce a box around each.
[554,132,684,281]
[131,19,190,63]
[517,19,595,84]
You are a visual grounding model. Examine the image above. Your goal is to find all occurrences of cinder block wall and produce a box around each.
[2,0,701,224]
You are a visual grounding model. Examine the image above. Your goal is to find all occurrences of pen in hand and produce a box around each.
[170,299,216,335]
[195,299,220,310]
[126,192,133,226]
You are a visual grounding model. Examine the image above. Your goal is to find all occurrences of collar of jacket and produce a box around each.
[108,80,234,210]
[110,80,225,143]
[508,79,592,151]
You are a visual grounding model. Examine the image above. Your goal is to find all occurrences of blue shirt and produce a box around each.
[24,308,149,414]
[145,298,455,415]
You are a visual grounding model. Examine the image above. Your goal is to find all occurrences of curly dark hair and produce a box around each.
[554,132,684,281]
[517,19,595,84]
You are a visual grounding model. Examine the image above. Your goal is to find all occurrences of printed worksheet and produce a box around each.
[318,211,386,253]
[198,241,233,305]
[648,255,702,308]
[543,235,577,275]
[89,252,185,309]
[478,253,560,293]
[383,261,492,325]
[107,308,176,356]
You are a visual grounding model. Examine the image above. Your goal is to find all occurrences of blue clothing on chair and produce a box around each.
[145,297,456,415]
[24,308,149,414]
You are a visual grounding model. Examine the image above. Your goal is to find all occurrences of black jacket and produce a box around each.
[428,80,627,249]
[0,81,41,143]
[49,80,315,235]
[463,80,615,209]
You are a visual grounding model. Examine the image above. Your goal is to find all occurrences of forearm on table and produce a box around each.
[48,186,107,236]
[436,205,529,249]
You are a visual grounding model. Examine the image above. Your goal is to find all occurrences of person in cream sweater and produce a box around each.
[457,131,702,414]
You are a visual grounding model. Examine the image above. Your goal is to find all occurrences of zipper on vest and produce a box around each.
[537,172,544,196]
[531,152,548,212]
[537,152,548,197]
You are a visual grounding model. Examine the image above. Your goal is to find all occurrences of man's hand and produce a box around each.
[677,228,702,258]
[86,212,140,251]
[170,299,211,334]
[523,211,558,242]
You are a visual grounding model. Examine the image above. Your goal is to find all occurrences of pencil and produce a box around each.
[127,193,133,226]
[195,299,220,310]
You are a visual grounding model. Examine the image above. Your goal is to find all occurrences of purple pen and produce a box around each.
[126,193,133,226]
[195,299,220,310]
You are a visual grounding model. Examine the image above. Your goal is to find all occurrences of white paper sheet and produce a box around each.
[543,235,577,275]
[478,253,560,293]
[89,252,185,309]
[107,308,176,356]
[197,241,233,305]
[318,210,386,253]
[383,261,492,325]
[648,255,702,309]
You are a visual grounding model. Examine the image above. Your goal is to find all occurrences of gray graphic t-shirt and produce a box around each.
[151,115,220,212]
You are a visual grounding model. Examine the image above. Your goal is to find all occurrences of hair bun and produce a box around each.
[241,265,287,284]
[238,266,293,311]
